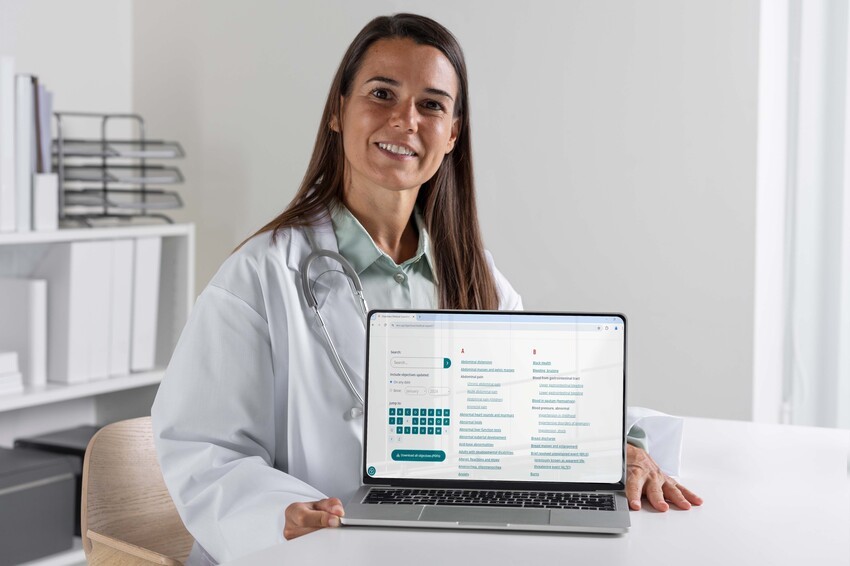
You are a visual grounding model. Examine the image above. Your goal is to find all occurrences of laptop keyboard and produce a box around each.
[363,488,616,511]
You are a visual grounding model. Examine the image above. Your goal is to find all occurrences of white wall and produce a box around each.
[0,0,133,135]
[132,0,760,420]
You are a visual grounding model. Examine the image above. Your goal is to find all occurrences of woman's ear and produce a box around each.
[330,95,345,133]
[446,117,460,153]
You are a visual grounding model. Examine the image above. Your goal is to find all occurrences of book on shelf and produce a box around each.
[14,73,34,232]
[0,278,47,387]
[0,56,15,233]
[0,61,56,234]
[32,80,57,231]
[34,81,52,175]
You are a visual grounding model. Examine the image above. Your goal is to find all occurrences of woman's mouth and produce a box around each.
[376,142,417,158]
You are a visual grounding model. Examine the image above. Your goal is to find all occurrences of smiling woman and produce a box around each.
[333,38,460,263]
[336,38,459,198]
[152,13,699,566]
[251,14,499,309]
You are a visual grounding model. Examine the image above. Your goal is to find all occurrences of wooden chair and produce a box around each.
[82,417,194,565]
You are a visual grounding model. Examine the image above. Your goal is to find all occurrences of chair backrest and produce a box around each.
[82,416,194,565]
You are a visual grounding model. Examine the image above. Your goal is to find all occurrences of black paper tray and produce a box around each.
[61,164,183,185]
[63,188,183,210]
[53,139,184,159]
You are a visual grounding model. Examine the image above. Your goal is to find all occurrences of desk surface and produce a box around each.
[224,418,850,566]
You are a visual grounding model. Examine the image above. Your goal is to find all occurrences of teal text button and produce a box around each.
[391,450,446,462]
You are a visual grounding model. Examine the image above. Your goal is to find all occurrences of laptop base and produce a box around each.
[342,486,630,534]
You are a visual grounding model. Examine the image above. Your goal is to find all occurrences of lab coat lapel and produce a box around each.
[288,219,367,394]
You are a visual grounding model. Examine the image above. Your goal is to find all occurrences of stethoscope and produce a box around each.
[300,228,368,420]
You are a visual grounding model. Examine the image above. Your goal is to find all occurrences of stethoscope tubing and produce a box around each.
[301,244,369,419]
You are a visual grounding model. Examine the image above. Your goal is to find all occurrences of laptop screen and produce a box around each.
[364,311,626,487]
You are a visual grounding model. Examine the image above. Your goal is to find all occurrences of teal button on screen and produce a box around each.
[391,450,446,462]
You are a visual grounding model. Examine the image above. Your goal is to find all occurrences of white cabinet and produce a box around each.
[0,223,194,566]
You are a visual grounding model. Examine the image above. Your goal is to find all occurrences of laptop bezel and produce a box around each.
[361,309,628,492]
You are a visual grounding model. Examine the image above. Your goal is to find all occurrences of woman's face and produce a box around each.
[336,38,460,198]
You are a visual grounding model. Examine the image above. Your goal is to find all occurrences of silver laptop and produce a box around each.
[342,310,630,534]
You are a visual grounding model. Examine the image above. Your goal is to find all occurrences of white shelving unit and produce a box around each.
[0,223,194,566]
[0,369,165,413]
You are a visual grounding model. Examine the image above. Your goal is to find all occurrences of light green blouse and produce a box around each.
[331,204,438,311]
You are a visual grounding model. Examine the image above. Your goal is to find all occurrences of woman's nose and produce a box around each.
[390,99,417,132]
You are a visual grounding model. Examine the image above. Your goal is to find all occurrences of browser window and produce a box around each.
[365,312,625,484]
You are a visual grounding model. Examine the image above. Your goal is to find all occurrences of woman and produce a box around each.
[152,13,701,564]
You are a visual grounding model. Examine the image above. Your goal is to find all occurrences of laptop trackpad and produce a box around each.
[420,506,550,526]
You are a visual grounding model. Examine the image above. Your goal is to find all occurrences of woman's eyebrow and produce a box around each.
[424,87,454,101]
[365,75,400,87]
[365,76,454,101]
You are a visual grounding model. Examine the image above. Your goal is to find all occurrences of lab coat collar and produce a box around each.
[284,212,339,273]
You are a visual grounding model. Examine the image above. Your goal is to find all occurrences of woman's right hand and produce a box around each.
[283,497,345,540]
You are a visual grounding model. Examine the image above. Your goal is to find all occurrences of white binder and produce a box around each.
[109,239,134,377]
[130,236,161,371]
[33,241,112,383]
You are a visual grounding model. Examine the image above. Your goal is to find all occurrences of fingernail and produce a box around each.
[630,500,641,510]
[328,516,340,527]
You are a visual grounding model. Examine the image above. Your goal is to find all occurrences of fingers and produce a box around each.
[284,498,346,540]
[677,484,704,507]
[635,478,704,512]
[626,443,704,512]
[625,469,645,510]
[645,480,669,512]
[314,497,346,518]
[662,481,690,510]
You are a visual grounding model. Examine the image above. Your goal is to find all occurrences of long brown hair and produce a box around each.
[251,13,499,310]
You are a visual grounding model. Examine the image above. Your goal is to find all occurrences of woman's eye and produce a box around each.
[422,100,445,112]
[371,88,390,100]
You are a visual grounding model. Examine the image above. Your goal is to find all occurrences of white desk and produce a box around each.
[224,418,850,566]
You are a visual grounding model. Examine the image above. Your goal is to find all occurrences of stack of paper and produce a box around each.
[0,351,23,395]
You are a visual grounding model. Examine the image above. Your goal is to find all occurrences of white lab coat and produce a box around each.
[152,216,683,564]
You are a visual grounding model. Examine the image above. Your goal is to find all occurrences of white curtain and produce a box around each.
[782,0,850,428]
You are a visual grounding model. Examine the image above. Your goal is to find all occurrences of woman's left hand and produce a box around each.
[626,443,703,511]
